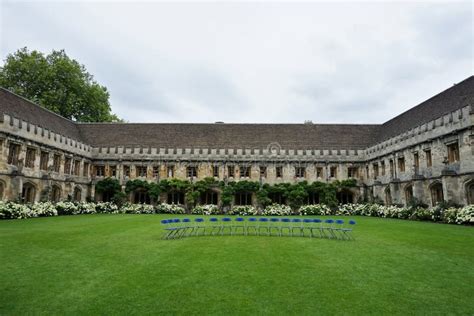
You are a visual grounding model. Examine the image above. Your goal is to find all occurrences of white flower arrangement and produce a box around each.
[300,204,331,216]
[155,203,185,214]
[120,203,155,214]
[191,204,220,215]
[262,204,292,216]
[0,201,472,225]
[228,205,258,216]
[456,205,474,224]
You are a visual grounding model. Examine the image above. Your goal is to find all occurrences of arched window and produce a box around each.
[235,192,252,205]
[134,189,151,204]
[385,186,392,205]
[167,191,184,204]
[73,187,82,202]
[22,182,36,203]
[466,180,474,205]
[51,185,61,202]
[430,182,444,206]
[404,184,413,204]
[200,191,218,205]
[306,192,320,205]
[336,190,354,204]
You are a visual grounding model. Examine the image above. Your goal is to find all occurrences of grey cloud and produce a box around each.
[1,1,472,124]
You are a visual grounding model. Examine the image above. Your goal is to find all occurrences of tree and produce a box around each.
[0,47,121,122]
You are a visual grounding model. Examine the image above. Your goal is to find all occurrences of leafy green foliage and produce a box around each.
[95,178,121,195]
[0,47,120,122]
[285,183,309,209]
[95,178,122,202]
[219,180,260,206]
[124,179,161,202]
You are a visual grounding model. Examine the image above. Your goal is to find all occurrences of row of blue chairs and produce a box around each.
[161,217,356,240]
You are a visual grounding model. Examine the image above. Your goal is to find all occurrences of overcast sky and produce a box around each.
[0,0,472,123]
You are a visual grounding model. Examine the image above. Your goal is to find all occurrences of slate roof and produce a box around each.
[76,123,380,150]
[0,88,81,140]
[377,76,474,142]
[1,76,472,150]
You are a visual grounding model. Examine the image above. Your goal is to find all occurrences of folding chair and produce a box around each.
[247,218,258,235]
[181,218,193,237]
[269,218,280,236]
[233,217,246,235]
[302,219,313,237]
[161,219,178,239]
[311,219,324,238]
[221,217,232,235]
[291,218,303,237]
[258,217,270,236]
[161,219,180,239]
[280,218,291,236]
[341,220,356,240]
[333,219,345,240]
[209,217,220,235]
[173,218,186,238]
[323,219,337,239]
[194,218,206,236]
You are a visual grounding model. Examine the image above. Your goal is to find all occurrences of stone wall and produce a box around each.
[0,103,473,206]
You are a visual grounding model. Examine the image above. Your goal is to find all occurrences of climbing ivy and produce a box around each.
[125,179,161,202]
[99,176,357,210]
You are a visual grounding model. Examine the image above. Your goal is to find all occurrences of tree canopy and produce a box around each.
[0,47,121,122]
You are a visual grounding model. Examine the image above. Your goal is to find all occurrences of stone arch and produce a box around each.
[384,186,392,205]
[404,183,414,205]
[133,189,151,204]
[51,184,61,203]
[167,190,185,205]
[429,181,444,206]
[22,182,36,203]
[336,189,354,204]
[73,186,82,202]
[200,189,219,205]
[465,179,474,205]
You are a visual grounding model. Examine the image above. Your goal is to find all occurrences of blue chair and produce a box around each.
[258,217,270,236]
[269,218,280,236]
[323,219,336,239]
[171,218,185,239]
[342,220,356,240]
[164,219,182,239]
[291,218,303,237]
[247,217,258,235]
[280,218,291,236]
[181,218,193,237]
[161,219,178,239]
[302,218,313,237]
[221,217,232,235]
[209,217,220,235]
[333,219,345,240]
[194,218,205,236]
[311,219,323,238]
[233,217,245,235]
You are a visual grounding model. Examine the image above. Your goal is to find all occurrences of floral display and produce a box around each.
[228,205,258,216]
[299,204,332,216]
[262,204,292,216]
[191,204,220,215]
[0,201,472,225]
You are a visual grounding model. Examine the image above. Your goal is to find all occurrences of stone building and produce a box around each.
[0,76,473,206]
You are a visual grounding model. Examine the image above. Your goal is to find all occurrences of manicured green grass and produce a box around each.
[0,214,473,315]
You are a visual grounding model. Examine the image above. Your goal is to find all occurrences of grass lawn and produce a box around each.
[0,214,473,315]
